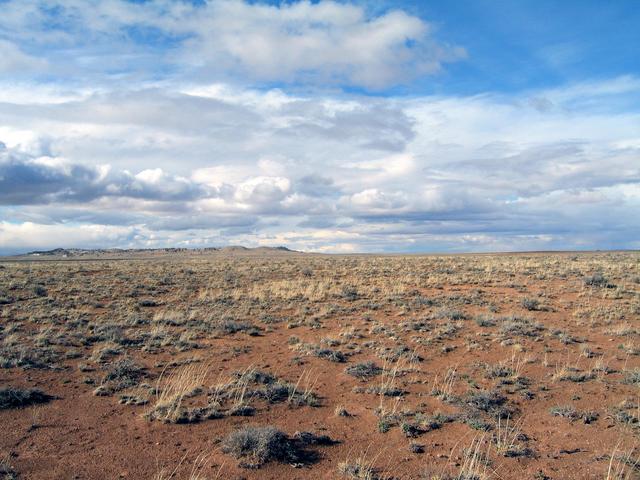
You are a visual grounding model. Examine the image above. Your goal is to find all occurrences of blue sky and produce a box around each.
[408,0,640,94]
[0,0,638,253]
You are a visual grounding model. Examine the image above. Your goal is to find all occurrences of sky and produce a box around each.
[0,0,639,254]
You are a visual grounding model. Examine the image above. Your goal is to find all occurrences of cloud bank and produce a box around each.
[1,77,639,254]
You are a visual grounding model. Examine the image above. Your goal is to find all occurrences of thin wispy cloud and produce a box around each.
[0,0,638,254]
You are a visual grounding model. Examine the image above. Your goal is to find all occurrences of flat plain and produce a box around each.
[1,250,639,479]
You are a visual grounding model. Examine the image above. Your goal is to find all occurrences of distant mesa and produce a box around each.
[21,245,298,258]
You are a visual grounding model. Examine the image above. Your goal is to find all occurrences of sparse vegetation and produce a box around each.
[0,250,638,478]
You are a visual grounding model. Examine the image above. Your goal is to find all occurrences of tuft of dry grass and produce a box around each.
[605,443,639,480]
[455,435,492,480]
[431,365,457,402]
[338,447,385,480]
[145,362,209,423]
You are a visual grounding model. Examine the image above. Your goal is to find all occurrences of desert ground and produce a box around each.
[1,249,639,479]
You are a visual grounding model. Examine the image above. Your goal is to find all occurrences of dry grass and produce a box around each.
[145,362,210,423]
[338,447,385,480]
[605,443,639,480]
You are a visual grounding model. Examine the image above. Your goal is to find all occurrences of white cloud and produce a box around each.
[0,0,464,89]
[348,188,408,210]
[183,1,465,88]
[0,76,639,253]
[0,221,136,252]
[0,40,47,74]
[234,176,291,206]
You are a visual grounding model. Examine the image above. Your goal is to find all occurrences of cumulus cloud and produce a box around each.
[183,1,465,88]
[0,0,464,89]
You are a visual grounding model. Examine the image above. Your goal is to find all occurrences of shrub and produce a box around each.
[104,358,144,383]
[409,442,424,454]
[499,315,544,337]
[475,315,496,327]
[221,426,329,467]
[0,345,60,369]
[0,457,17,480]
[223,426,292,466]
[521,298,540,311]
[338,455,379,479]
[464,390,511,419]
[345,361,382,380]
[0,387,52,409]
[400,422,422,438]
[436,308,468,321]
[584,273,612,288]
[549,405,599,423]
[341,286,359,301]
[484,363,514,379]
[623,368,640,385]
[100,358,145,393]
[138,299,158,307]
[315,348,346,363]
[216,318,260,336]
[33,285,48,297]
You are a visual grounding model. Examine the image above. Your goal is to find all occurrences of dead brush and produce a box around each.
[221,366,256,416]
[430,434,494,480]
[153,452,223,480]
[374,362,404,430]
[152,309,186,326]
[551,353,594,383]
[145,362,209,423]
[370,360,404,397]
[431,365,458,402]
[376,395,402,432]
[492,416,532,457]
[622,341,640,356]
[458,434,494,480]
[287,369,319,407]
[590,356,613,380]
[186,453,224,480]
[607,322,637,337]
[508,351,525,379]
[338,446,386,480]
[240,278,339,302]
[0,455,17,480]
[606,443,640,480]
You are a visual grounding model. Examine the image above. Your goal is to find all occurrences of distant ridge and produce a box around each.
[17,245,298,259]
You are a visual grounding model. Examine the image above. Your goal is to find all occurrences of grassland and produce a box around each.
[1,251,639,479]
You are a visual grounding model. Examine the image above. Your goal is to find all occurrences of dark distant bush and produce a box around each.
[435,308,468,321]
[345,361,382,380]
[222,426,306,467]
[521,298,540,311]
[0,387,52,409]
[33,285,48,297]
[138,299,158,307]
[341,285,359,301]
[315,348,346,363]
[464,390,511,419]
[584,273,613,288]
